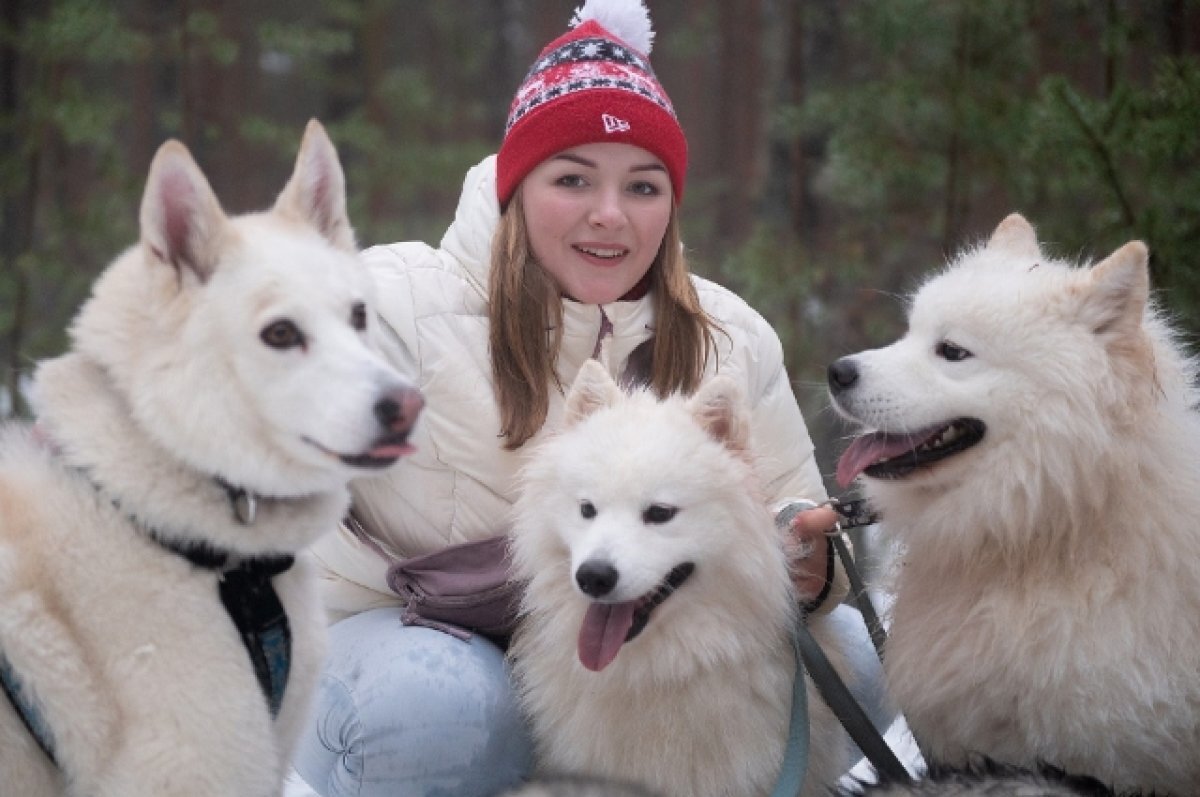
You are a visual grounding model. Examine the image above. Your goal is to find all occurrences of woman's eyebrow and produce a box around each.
[551,152,595,168]
[550,153,667,174]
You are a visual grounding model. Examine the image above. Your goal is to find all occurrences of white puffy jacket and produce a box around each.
[310,155,834,621]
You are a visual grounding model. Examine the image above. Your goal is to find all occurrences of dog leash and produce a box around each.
[794,622,912,785]
[825,495,935,777]
[0,650,58,766]
[780,495,886,656]
[782,496,917,785]
[770,631,812,797]
[827,497,889,659]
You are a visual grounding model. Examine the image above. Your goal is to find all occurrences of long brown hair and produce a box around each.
[489,188,719,449]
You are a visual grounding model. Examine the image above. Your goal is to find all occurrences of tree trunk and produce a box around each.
[941,6,968,254]
[1,0,35,416]
[715,0,763,246]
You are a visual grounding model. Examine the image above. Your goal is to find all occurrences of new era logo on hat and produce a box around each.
[602,114,631,133]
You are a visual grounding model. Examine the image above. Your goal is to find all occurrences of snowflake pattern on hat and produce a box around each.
[505,37,674,134]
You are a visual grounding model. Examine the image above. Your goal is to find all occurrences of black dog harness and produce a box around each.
[0,472,294,766]
[156,535,295,719]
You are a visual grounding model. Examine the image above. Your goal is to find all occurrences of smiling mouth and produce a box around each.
[577,562,695,673]
[835,418,986,487]
[575,244,628,260]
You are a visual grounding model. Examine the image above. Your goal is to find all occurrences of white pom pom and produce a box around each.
[571,0,654,55]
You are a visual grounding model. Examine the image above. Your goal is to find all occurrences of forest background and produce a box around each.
[2,0,1199,495]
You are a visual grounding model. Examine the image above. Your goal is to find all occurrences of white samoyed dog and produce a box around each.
[0,120,422,796]
[828,213,1200,794]
[509,360,847,797]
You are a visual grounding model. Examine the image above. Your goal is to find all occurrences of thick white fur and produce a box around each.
[509,360,847,797]
[832,214,1200,793]
[0,120,416,796]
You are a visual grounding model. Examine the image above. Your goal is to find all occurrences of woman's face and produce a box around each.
[520,142,673,305]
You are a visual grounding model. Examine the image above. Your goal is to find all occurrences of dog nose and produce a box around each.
[375,386,424,433]
[827,357,859,395]
[576,560,619,598]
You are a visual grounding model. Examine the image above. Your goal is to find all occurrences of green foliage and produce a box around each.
[778,0,1200,346]
[0,0,494,416]
[1022,61,1200,327]
[257,20,354,61]
[181,11,238,66]
[0,0,149,416]
[22,0,148,63]
[797,1,1036,226]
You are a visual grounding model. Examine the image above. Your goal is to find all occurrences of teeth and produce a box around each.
[579,246,624,258]
[913,423,962,455]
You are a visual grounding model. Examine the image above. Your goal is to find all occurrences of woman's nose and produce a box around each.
[587,189,626,229]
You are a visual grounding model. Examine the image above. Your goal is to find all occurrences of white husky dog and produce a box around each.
[509,360,847,797]
[828,214,1200,794]
[0,120,422,796]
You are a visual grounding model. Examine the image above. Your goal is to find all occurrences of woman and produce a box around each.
[292,2,875,795]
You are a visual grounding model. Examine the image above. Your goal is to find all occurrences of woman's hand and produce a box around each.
[782,504,840,606]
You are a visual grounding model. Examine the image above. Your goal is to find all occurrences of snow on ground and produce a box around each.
[284,768,320,797]
[840,715,927,789]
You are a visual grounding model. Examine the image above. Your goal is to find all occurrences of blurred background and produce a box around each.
[2,0,1198,494]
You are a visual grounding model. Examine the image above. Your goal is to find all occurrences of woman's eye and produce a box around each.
[580,500,597,519]
[261,319,305,349]
[556,174,587,189]
[629,181,661,197]
[936,340,972,362]
[350,302,367,331]
[642,504,677,524]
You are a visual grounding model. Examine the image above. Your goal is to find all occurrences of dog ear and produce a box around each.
[565,359,622,426]
[140,140,229,283]
[273,119,356,252]
[689,376,748,450]
[987,213,1040,260]
[1078,240,1150,337]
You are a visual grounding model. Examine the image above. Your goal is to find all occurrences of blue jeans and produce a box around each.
[292,609,532,797]
[292,605,889,796]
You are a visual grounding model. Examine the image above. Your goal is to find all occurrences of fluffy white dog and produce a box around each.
[509,360,847,797]
[0,121,421,796]
[829,214,1200,794]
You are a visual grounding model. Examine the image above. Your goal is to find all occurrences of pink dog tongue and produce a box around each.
[836,432,919,488]
[578,601,637,672]
[368,442,414,460]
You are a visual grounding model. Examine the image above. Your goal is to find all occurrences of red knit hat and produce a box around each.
[496,0,688,208]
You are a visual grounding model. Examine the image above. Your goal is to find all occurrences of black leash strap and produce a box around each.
[794,622,912,784]
[829,497,888,658]
[830,497,879,530]
[0,650,57,765]
[831,533,888,661]
[829,495,936,769]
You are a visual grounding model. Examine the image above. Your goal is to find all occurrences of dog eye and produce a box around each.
[580,500,597,519]
[350,302,367,331]
[936,340,972,362]
[642,504,677,524]
[261,319,305,349]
